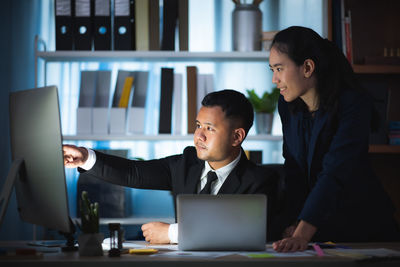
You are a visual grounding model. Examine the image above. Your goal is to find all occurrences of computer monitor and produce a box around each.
[0,86,73,237]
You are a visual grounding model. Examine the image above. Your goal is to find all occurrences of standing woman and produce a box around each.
[270,26,400,252]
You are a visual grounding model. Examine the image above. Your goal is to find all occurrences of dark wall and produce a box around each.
[0,0,42,240]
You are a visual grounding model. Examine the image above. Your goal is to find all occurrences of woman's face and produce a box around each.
[269,46,317,106]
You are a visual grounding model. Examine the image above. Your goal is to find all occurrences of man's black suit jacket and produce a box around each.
[79,146,280,240]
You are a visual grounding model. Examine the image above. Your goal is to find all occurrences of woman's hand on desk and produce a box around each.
[273,220,317,252]
[63,144,88,168]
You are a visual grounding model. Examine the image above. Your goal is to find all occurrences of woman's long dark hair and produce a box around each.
[271,26,360,114]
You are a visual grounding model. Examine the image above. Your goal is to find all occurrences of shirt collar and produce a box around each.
[201,150,242,183]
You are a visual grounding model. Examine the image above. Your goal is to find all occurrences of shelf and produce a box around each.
[36,51,270,62]
[353,64,400,74]
[63,134,283,142]
[72,217,175,226]
[369,145,400,154]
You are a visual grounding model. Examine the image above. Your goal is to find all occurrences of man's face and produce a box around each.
[194,106,237,169]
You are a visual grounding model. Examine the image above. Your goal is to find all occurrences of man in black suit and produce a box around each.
[63,90,277,244]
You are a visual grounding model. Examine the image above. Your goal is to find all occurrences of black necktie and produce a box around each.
[200,171,218,194]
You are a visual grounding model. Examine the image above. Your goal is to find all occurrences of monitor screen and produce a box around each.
[8,86,71,233]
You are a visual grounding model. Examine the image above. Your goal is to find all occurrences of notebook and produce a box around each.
[177,194,266,251]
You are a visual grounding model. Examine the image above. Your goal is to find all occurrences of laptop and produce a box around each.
[177,194,266,251]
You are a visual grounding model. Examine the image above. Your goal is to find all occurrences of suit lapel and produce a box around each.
[307,110,328,175]
[218,151,247,194]
[183,161,204,194]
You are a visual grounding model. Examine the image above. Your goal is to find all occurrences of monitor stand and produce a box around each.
[0,159,77,251]
[0,158,25,228]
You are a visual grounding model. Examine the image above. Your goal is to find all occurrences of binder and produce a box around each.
[74,0,92,50]
[114,0,135,50]
[93,0,111,50]
[161,0,178,50]
[55,0,74,50]
[159,68,174,133]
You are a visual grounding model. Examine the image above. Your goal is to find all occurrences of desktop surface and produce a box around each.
[1,241,400,267]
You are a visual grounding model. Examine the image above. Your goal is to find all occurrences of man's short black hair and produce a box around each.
[201,89,254,136]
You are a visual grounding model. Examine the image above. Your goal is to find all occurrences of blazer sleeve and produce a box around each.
[79,150,184,191]
[299,90,374,227]
[278,96,309,226]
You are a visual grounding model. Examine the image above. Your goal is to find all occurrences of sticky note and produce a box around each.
[128,248,158,255]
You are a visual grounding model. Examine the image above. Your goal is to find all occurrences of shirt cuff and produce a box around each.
[80,148,96,170]
[168,223,178,244]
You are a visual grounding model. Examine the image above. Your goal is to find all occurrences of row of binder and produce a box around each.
[76,67,214,135]
[55,0,188,51]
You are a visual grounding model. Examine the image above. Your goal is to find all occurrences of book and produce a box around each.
[178,0,189,51]
[196,74,206,112]
[112,70,134,107]
[159,68,174,133]
[344,11,353,63]
[340,0,346,57]
[172,73,183,135]
[161,0,178,50]
[149,0,160,50]
[186,66,198,134]
[135,0,150,50]
[118,76,134,108]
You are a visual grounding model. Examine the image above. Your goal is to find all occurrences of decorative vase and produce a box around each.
[78,233,104,256]
[255,113,274,134]
[232,4,262,51]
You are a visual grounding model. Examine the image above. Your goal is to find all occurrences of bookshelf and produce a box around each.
[35,36,282,144]
[335,0,400,224]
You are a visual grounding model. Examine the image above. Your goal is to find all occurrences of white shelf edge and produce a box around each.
[63,134,282,141]
[72,217,175,225]
[36,51,270,62]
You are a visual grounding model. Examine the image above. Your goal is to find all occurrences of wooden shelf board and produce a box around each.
[353,64,400,74]
[369,144,400,154]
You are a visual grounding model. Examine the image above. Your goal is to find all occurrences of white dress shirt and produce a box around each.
[81,148,242,244]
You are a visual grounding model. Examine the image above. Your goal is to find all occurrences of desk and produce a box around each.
[1,241,400,267]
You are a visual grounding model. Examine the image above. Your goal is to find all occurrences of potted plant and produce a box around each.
[78,191,103,256]
[246,88,280,134]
